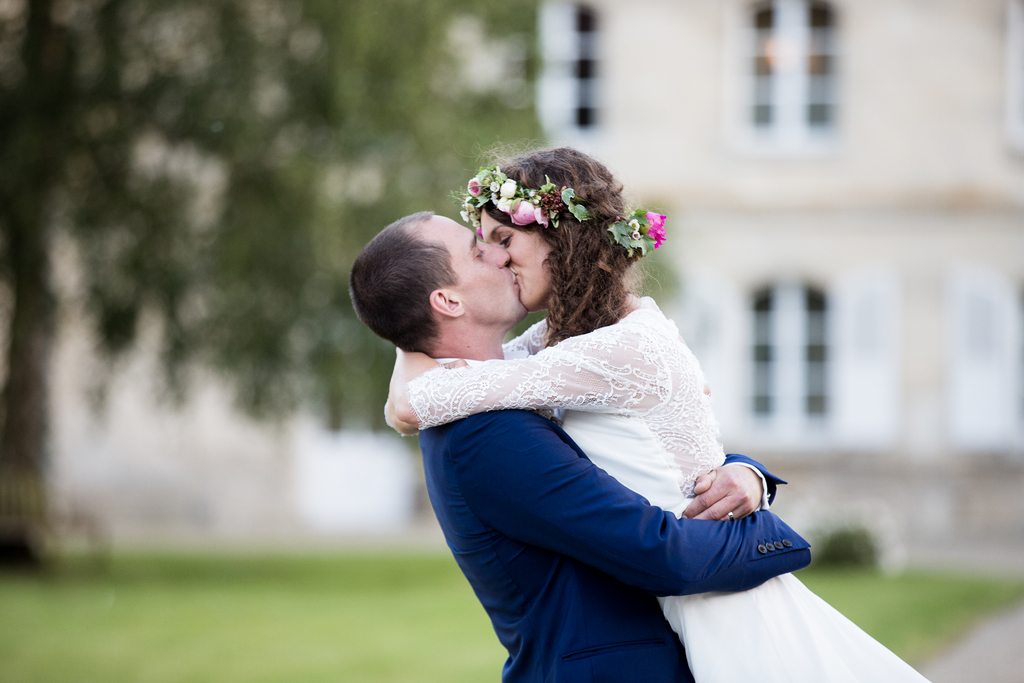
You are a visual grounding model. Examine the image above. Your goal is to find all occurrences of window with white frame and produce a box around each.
[537,3,600,135]
[741,0,837,152]
[751,283,829,426]
[1007,0,1024,151]
[805,288,828,415]
[573,5,598,128]
[752,289,774,415]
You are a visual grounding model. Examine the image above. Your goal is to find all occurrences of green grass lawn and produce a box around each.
[1,552,1022,683]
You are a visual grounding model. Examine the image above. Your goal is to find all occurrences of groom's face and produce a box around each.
[419,215,527,331]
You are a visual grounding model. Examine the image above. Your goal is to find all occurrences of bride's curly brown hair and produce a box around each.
[482,147,639,347]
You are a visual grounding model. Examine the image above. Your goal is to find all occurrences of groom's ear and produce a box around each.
[428,288,466,319]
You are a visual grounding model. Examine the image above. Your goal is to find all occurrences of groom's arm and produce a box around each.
[447,411,810,598]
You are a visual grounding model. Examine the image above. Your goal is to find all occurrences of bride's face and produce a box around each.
[480,211,552,313]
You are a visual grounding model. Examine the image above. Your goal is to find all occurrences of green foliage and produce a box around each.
[606,208,656,258]
[0,0,543,430]
[811,526,880,569]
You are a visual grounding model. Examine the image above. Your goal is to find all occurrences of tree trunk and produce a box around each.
[0,221,52,565]
[0,0,69,566]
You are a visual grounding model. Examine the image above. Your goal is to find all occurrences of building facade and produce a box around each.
[538,0,1024,565]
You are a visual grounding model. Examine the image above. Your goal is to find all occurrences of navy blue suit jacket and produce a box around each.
[419,410,811,683]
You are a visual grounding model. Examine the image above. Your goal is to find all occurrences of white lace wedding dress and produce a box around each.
[407,297,929,682]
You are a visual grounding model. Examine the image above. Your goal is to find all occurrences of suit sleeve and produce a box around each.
[723,452,786,506]
[448,412,810,597]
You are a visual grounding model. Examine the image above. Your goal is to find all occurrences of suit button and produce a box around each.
[757,544,767,554]
[782,539,792,548]
[774,541,784,550]
[766,542,775,551]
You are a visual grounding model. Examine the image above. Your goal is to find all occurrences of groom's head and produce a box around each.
[349,212,526,355]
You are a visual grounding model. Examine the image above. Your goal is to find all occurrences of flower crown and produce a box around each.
[454,165,667,259]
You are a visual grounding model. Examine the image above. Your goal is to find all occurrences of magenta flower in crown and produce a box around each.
[468,178,482,196]
[646,212,667,248]
[645,211,666,231]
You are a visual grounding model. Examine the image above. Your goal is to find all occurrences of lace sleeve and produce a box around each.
[502,318,548,357]
[408,318,673,429]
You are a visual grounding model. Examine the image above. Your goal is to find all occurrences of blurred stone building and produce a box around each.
[48,238,419,545]
[537,0,1024,566]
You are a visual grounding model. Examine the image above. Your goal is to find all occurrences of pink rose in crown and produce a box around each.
[477,227,483,238]
[533,205,549,227]
[468,178,482,196]
[511,201,538,226]
[646,212,667,248]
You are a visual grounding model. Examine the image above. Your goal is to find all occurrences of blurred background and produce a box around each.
[2,0,1024,681]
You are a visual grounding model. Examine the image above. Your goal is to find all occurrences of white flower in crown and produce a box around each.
[490,181,501,193]
[496,197,513,213]
[461,210,469,222]
[500,179,517,199]
[631,230,641,240]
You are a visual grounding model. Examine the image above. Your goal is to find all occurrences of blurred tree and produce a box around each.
[0,0,540,563]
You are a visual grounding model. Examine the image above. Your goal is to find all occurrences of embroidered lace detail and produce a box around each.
[407,298,726,496]
[502,318,548,357]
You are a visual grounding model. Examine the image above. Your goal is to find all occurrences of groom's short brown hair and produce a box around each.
[349,212,457,353]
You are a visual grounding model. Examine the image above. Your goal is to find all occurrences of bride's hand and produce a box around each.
[681,465,763,521]
[387,348,444,430]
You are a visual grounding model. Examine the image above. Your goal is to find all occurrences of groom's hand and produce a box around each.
[682,464,763,521]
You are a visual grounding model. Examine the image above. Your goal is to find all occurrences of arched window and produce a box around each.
[744,0,837,151]
[752,287,774,415]
[805,287,828,415]
[538,3,600,135]
[574,5,598,128]
[750,283,829,424]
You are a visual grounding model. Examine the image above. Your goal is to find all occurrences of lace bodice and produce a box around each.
[407,298,726,496]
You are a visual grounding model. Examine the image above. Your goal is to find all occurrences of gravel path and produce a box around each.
[919,600,1024,683]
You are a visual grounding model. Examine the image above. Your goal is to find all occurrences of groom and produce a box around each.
[349,212,810,683]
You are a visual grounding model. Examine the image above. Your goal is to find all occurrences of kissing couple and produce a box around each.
[350,147,930,682]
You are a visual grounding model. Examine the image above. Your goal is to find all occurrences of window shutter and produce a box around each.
[945,267,1019,451]
[830,267,902,449]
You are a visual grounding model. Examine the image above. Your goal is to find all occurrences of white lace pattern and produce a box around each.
[501,318,547,358]
[407,298,726,496]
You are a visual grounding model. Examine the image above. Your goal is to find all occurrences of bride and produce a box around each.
[387,147,929,682]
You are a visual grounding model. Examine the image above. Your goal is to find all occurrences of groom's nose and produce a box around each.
[484,242,511,268]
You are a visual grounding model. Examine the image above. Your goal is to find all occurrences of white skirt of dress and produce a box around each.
[659,573,931,683]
